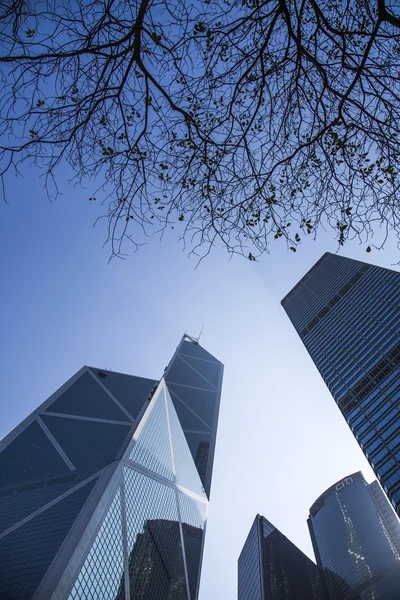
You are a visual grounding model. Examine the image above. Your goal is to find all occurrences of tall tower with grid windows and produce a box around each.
[0,336,223,600]
[281,253,400,515]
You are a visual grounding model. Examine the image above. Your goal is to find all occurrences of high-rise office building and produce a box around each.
[164,338,223,496]
[281,253,400,514]
[308,471,400,600]
[238,514,328,600]
[0,336,223,600]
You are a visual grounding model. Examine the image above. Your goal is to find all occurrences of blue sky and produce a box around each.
[1,167,399,599]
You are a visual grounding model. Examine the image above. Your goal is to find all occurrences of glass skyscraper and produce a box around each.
[308,471,400,600]
[164,338,223,497]
[281,253,400,514]
[238,514,328,600]
[0,336,223,600]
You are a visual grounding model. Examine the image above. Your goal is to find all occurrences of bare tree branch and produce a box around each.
[0,0,399,259]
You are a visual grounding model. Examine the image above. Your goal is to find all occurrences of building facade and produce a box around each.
[281,253,400,513]
[0,336,223,600]
[164,336,223,497]
[238,515,328,600]
[308,471,400,600]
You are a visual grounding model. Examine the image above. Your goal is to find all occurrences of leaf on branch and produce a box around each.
[151,32,162,44]
[194,23,206,34]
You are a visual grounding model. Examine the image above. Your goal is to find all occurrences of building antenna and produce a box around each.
[198,325,204,343]
[184,327,204,344]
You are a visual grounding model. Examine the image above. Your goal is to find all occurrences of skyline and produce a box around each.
[238,469,400,600]
[1,170,399,599]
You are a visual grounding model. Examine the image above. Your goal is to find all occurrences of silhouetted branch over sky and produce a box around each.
[1,0,400,259]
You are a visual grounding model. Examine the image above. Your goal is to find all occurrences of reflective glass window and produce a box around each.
[129,387,174,481]
[41,414,132,471]
[166,390,212,432]
[166,357,216,392]
[184,432,211,490]
[309,474,400,600]
[178,492,207,599]
[123,466,188,600]
[178,340,220,363]
[89,369,157,420]
[0,471,88,535]
[176,355,222,389]
[282,254,400,515]
[166,388,206,497]
[0,420,70,487]
[68,488,124,600]
[167,384,216,429]
[164,340,223,499]
[45,372,132,422]
[0,479,96,600]
[238,518,262,600]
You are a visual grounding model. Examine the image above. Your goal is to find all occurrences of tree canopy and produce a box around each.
[0,0,400,259]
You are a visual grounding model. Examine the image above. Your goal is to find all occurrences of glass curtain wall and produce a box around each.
[66,382,208,600]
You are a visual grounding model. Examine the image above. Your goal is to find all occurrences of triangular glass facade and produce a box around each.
[165,387,206,498]
[167,387,213,431]
[123,467,187,600]
[41,414,132,471]
[68,489,124,600]
[60,380,208,600]
[129,385,174,482]
[0,420,71,487]
[0,338,222,600]
[177,354,222,389]
[45,371,133,422]
[88,368,157,420]
[164,339,223,496]
[0,477,99,600]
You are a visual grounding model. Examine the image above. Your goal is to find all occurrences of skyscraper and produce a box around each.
[281,253,400,514]
[0,335,223,600]
[238,514,328,600]
[308,471,400,600]
[164,337,223,497]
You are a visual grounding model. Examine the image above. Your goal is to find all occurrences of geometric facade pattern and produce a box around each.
[238,514,328,600]
[0,337,222,599]
[67,383,207,600]
[308,471,400,600]
[282,253,400,514]
[165,337,224,497]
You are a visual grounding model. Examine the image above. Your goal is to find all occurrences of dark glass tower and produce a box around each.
[308,471,400,600]
[281,253,400,514]
[164,335,223,496]
[238,515,328,600]
[0,336,223,600]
